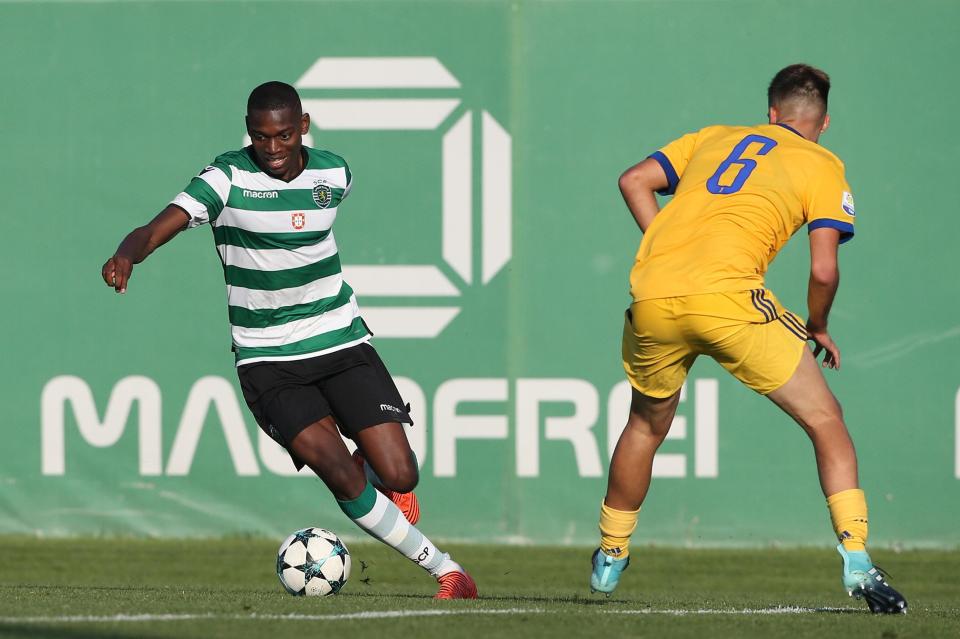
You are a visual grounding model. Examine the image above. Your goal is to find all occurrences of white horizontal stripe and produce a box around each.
[232,295,360,348]
[235,335,370,367]
[382,514,412,547]
[605,607,857,616]
[0,608,546,624]
[0,606,856,625]
[296,57,461,89]
[302,99,460,130]
[171,192,209,227]
[216,208,337,234]
[218,233,337,271]
[361,307,460,338]
[200,165,231,203]
[231,166,348,191]
[354,491,390,529]
[228,274,344,310]
[343,265,460,296]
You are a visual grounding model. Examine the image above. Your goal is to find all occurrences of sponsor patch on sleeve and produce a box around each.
[842,191,856,217]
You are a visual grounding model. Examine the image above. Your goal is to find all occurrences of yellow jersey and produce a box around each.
[630,123,856,301]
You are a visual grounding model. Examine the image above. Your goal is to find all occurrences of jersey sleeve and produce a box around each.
[647,130,700,195]
[804,160,856,244]
[342,162,353,200]
[170,160,232,228]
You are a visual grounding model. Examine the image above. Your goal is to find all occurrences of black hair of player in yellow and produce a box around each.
[768,64,830,120]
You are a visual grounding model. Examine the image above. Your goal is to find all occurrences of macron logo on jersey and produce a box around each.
[243,189,279,199]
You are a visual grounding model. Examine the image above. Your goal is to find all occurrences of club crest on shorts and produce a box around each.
[292,212,306,230]
[842,191,856,216]
[312,180,333,208]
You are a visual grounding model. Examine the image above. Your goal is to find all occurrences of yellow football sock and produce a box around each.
[827,488,869,551]
[599,501,640,558]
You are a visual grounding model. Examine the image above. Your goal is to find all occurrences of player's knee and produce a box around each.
[798,406,846,437]
[625,415,673,441]
[377,462,419,493]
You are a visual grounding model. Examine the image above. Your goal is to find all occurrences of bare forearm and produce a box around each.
[115,205,189,263]
[807,270,839,331]
[102,206,188,293]
[620,184,661,232]
[115,226,156,263]
[618,158,669,233]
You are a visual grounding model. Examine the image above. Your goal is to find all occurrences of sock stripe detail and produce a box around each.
[338,482,447,575]
[355,491,391,529]
[384,515,416,551]
[336,481,378,519]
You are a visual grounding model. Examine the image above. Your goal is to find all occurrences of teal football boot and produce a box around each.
[837,543,907,614]
[590,548,629,595]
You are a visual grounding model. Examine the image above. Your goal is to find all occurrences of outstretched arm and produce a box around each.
[101,205,190,293]
[806,227,842,369]
[618,158,670,232]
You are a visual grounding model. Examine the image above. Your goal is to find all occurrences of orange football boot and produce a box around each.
[434,569,479,600]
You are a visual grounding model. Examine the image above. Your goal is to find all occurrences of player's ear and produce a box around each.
[821,113,830,134]
[300,113,310,135]
[768,105,779,124]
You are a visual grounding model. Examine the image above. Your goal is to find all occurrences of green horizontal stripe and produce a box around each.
[228,283,354,329]
[235,317,369,362]
[214,225,330,250]
[224,253,341,290]
[226,185,344,212]
[184,177,225,220]
[223,149,260,173]
[210,159,234,180]
[307,148,348,170]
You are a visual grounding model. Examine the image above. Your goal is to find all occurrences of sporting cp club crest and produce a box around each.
[312,181,333,208]
[291,212,306,230]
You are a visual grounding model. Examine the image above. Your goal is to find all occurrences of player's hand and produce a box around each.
[806,326,840,370]
[101,254,134,293]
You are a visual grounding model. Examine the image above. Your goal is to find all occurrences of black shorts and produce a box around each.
[237,342,412,468]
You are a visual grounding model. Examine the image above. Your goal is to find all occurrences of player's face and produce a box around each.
[246,107,311,180]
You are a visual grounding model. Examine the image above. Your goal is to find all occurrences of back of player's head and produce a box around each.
[247,81,302,115]
[767,64,830,119]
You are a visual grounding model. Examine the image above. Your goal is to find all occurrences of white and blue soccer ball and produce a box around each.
[276,527,351,596]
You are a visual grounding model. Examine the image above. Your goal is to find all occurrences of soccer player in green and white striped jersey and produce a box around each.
[101,81,477,599]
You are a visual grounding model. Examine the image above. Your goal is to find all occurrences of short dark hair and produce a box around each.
[767,64,830,116]
[247,81,302,114]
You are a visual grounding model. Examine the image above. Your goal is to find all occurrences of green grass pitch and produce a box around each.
[1,538,958,639]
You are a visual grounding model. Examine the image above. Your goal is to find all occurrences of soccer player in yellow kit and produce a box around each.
[590,64,907,613]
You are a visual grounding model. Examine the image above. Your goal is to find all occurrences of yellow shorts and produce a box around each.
[622,289,807,398]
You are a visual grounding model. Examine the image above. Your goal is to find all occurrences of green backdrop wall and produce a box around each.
[1,0,958,547]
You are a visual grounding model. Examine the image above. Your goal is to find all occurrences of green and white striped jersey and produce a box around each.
[171,146,370,366]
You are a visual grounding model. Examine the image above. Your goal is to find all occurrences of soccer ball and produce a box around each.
[276,528,351,596]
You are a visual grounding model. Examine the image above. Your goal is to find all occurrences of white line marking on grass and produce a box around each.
[0,614,218,624]
[607,606,858,616]
[0,608,545,625]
